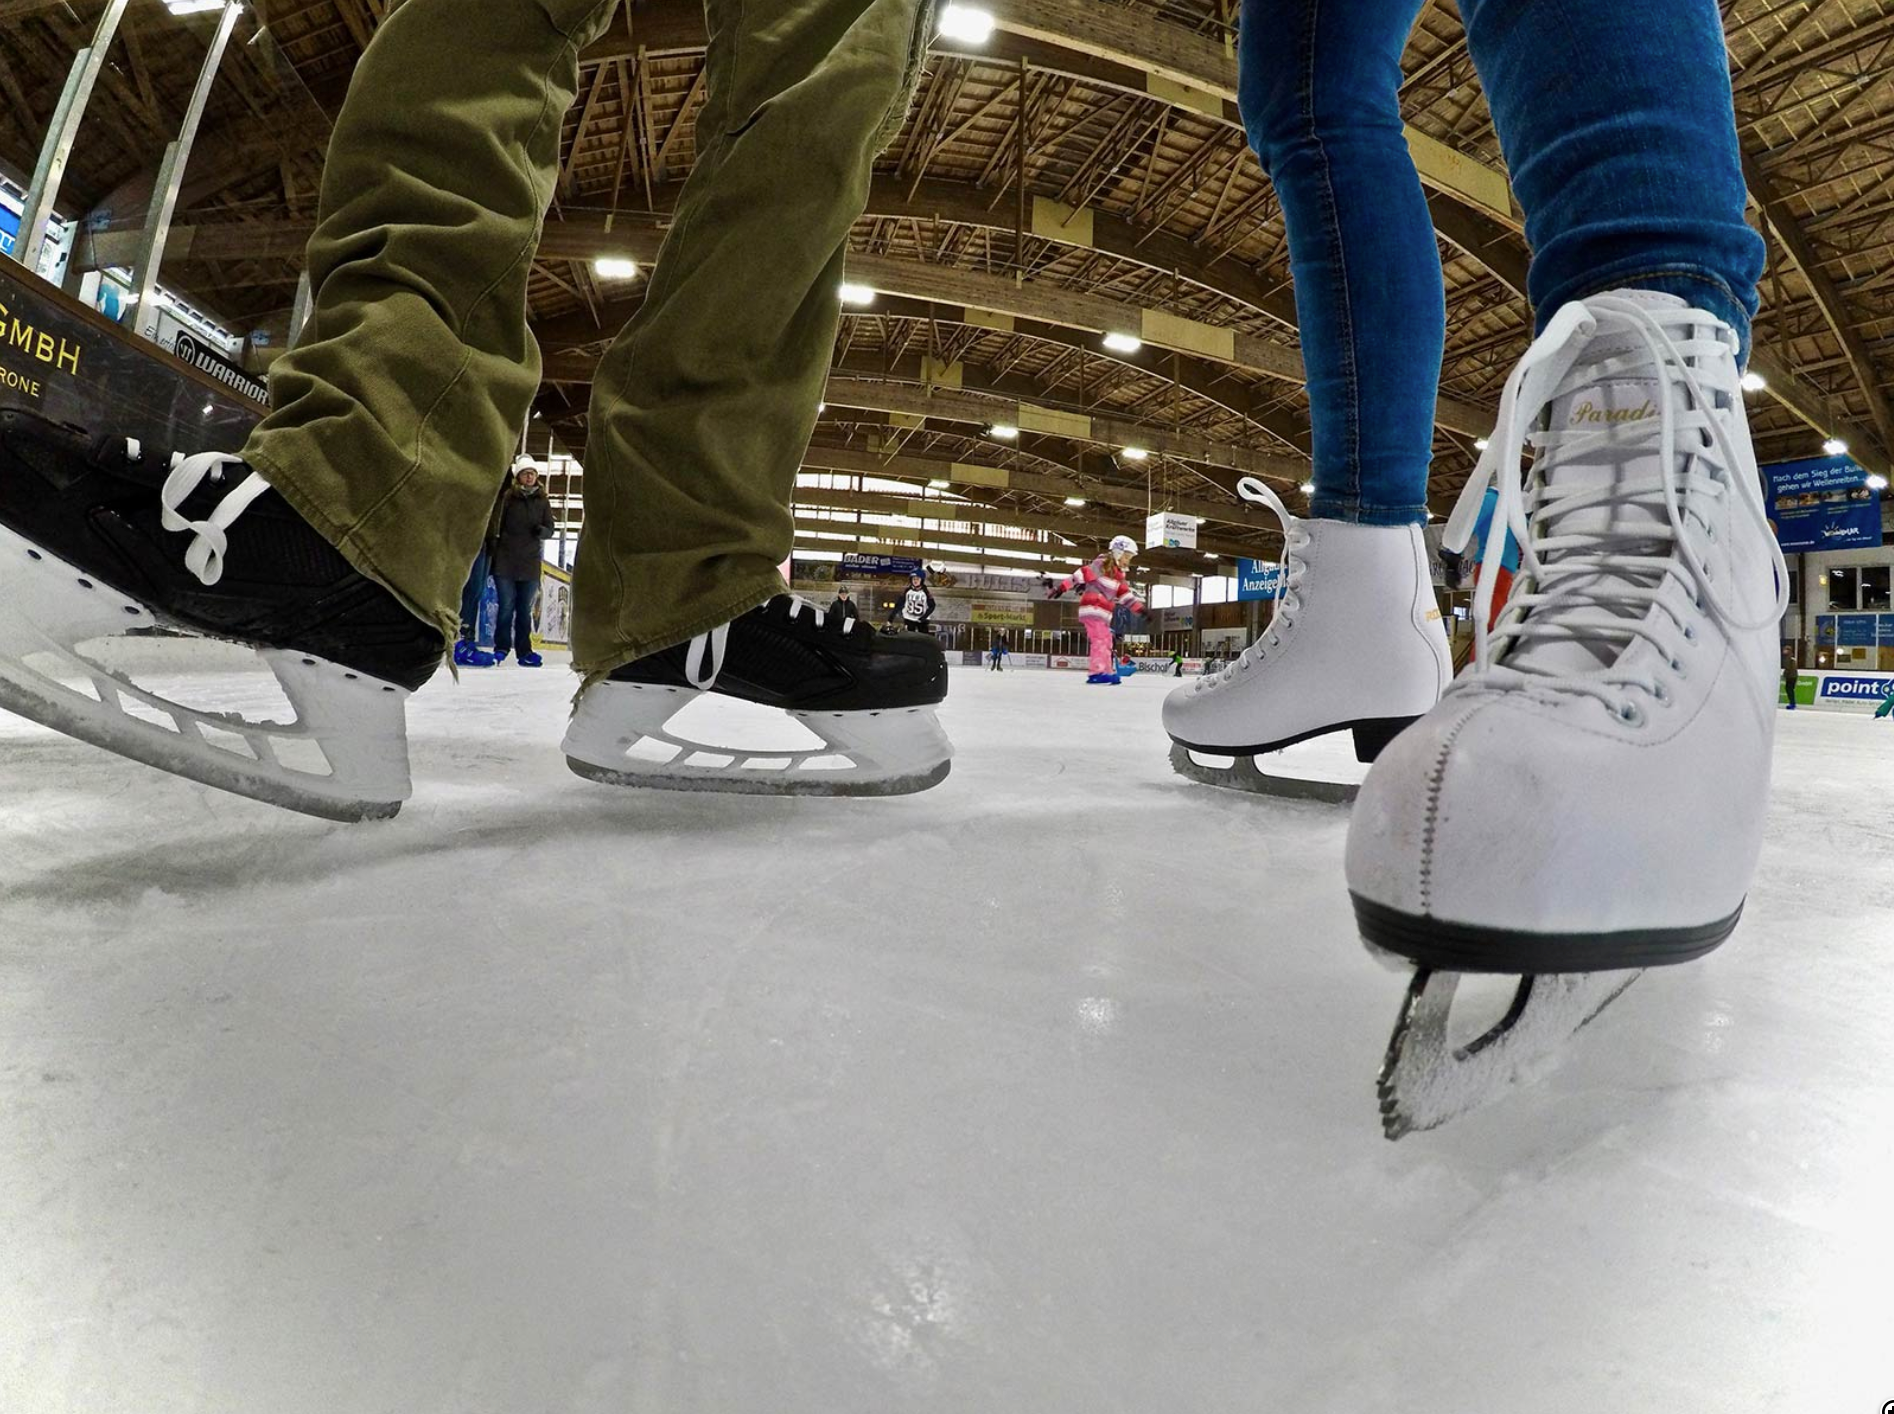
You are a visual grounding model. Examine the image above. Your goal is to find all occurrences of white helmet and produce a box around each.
[1109,534,1138,556]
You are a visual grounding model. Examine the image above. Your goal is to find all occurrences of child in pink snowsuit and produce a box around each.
[1050,536,1146,683]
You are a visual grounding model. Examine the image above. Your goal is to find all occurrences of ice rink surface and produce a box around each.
[3,652,1892,1414]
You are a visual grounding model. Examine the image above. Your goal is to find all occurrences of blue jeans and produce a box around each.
[1240,0,1766,525]
[457,549,490,639]
[493,577,540,656]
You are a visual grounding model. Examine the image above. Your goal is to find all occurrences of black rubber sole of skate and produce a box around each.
[1169,713,1420,766]
[1351,893,1744,975]
[565,755,952,798]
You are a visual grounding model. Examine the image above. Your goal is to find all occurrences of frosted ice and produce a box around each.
[3,656,1892,1413]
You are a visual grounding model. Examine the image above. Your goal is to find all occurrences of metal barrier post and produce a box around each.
[123,1,245,335]
[13,0,134,274]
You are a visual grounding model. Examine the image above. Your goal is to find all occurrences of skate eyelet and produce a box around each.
[1653,684,1672,706]
[76,578,93,590]
[123,605,139,616]
[1616,702,1644,726]
[27,549,42,560]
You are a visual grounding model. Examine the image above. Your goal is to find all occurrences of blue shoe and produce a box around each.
[1086,672,1115,685]
[517,650,544,668]
[453,638,495,668]
[492,648,509,665]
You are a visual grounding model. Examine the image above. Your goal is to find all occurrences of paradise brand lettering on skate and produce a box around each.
[1567,399,1656,426]
[0,299,83,376]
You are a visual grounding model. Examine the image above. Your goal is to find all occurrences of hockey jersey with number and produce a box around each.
[1056,556,1147,622]
[900,586,935,623]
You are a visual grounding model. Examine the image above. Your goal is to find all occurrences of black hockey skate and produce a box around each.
[0,410,443,821]
[562,594,952,796]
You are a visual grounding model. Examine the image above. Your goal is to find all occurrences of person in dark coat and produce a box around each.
[489,461,555,665]
[1782,651,1799,711]
[828,586,859,622]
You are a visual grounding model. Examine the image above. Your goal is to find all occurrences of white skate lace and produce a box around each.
[1444,295,1788,720]
[159,449,274,587]
[1194,477,1308,693]
[682,594,858,690]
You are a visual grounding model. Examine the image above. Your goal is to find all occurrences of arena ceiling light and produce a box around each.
[1120,446,1149,462]
[927,478,950,489]
[1868,474,1889,491]
[165,0,228,13]
[936,3,996,44]
[987,423,1018,440]
[593,256,639,280]
[1064,497,1086,507]
[839,283,877,307]
[1101,331,1143,355]
[1823,437,1849,456]
[1473,437,1490,450]
[1299,480,1315,494]
[1740,371,1767,392]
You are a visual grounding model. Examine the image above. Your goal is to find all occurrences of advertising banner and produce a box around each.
[1881,614,1894,644]
[1816,615,1837,646]
[1761,454,1883,551]
[536,564,573,647]
[1817,673,1894,705]
[0,201,18,258]
[1237,558,1284,601]
[1838,614,1878,648]
[970,600,1034,627]
[840,552,925,577]
[1145,510,1198,550]
[168,330,270,405]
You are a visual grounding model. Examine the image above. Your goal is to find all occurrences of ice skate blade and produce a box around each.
[1376,967,1641,1140]
[562,682,954,798]
[1167,741,1360,804]
[0,523,412,822]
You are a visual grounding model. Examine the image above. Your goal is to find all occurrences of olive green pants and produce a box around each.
[244,0,931,673]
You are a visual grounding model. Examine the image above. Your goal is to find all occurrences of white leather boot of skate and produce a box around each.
[1163,477,1450,802]
[1347,290,1788,1137]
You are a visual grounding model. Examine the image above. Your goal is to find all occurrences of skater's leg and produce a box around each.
[515,580,541,657]
[1458,0,1764,354]
[1349,0,1780,970]
[1239,0,1439,526]
[569,0,934,674]
[1084,619,1113,676]
[493,579,520,658]
[242,0,623,643]
[458,550,491,640]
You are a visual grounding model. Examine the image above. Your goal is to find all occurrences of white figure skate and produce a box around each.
[1348,291,1788,1137]
[1164,477,1450,802]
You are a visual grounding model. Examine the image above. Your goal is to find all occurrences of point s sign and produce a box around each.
[1818,674,1894,704]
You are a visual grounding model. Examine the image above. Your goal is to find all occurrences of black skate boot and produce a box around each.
[0,409,444,821]
[562,594,952,795]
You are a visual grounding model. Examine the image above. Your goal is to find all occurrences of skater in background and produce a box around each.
[1169,648,1184,679]
[1164,0,1784,982]
[1048,535,1146,685]
[828,586,859,623]
[453,465,514,668]
[489,461,554,666]
[1781,651,1799,710]
[988,634,1008,672]
[0,0,952,817]
[894,572,935,633]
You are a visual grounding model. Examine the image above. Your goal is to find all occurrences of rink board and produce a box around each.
[0,263,263,452]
